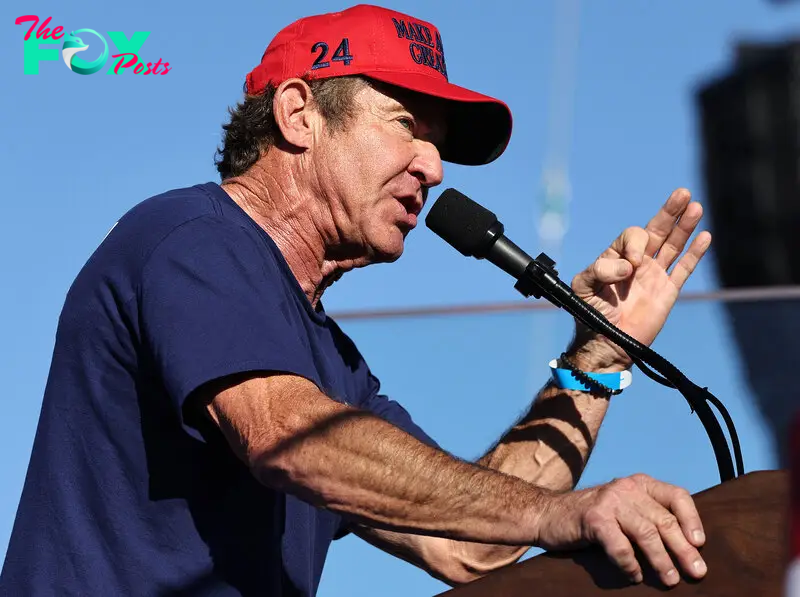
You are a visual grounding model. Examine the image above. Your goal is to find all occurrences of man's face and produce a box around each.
[312,81,446,264]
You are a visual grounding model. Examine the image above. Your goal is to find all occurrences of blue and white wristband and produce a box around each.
[549,355,632,395]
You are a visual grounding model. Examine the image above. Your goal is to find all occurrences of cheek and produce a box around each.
[319,127,413,214]
[326,135,379,186]
[331,153,381,200]
[347,126,408,174]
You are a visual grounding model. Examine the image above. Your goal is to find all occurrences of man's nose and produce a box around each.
[409,140,444,190]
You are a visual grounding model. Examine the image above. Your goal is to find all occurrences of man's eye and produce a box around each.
[399,118,414,131]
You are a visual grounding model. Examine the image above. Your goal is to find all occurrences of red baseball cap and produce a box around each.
[244,4,512,166]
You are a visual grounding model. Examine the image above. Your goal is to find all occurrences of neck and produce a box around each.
[220,160,362,308]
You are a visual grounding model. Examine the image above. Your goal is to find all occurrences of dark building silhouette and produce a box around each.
[696,39,800,466]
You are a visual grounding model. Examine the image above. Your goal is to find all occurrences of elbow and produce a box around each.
[239,419,302,490]
[436,562,502,587]
[247,436,337,509]
[241,407,318,491]
[433,542,526,587]
[248,440,308,493]
[454,560,515,584]
[419,538,521,588]
[420,558,480,588]
[203,373,347,503]
[428,560,497,588]
[436,567,485,588]
[251,452,294,491]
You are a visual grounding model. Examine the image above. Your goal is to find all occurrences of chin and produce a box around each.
[368,232,406,264]
[371,245,404,264]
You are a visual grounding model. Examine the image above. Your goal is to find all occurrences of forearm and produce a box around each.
[209,375,552,546]
[446,336,628,574]
[483,334,628,488]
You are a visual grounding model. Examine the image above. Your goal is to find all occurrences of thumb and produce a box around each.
[573,257,632,295]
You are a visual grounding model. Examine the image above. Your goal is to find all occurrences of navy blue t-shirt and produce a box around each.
[1,182,438,596]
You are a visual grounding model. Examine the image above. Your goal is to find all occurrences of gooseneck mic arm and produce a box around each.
[517,252,743,483]
[426,188,744,483]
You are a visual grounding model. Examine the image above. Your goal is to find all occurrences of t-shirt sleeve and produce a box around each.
[139,216,319,441]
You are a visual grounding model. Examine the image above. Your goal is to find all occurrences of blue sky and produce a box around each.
[2,1,799,595]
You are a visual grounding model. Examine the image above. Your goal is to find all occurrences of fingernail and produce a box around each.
[617,262,630,275]
[693,559,707,576]
[666,569,678,585]
[693,530,705,544]
[632,571,643,584]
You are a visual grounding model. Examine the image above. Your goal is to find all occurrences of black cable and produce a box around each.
[516,254,745,483]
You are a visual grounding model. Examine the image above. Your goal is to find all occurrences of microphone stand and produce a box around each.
[513,253,744,483]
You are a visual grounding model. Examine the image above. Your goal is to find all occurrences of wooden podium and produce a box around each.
[436,470,788,596]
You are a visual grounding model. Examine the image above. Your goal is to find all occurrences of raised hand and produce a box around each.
[569,188,711,369]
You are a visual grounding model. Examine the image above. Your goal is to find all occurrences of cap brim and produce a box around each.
[360,71,512,166]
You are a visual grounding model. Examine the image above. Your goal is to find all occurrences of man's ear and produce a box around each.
[272,79,318,150]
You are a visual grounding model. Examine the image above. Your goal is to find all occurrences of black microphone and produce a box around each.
[424,188,532,277]
[424,188,570,303]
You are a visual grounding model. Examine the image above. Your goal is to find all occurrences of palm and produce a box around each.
[571,188,711,353]
[584,255,678,346]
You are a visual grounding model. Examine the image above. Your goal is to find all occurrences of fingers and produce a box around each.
[621,515,676,586]
[593,522,643,583]
[644,188,711,274]
[592,257,633,284]
[577,186,708,295]
[669,231,712,289]
[654,201,704,269]
[644,188,693,258]
[608,226,649,268]
[571,257,632,298]
[582,475,707,587]
[642,477,707,580]
[645,476,706,547]
[572,227,647,296]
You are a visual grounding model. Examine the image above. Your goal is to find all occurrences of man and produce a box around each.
[1,4,712,596]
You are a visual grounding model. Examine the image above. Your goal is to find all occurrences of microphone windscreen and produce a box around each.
[425,188,498,257]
